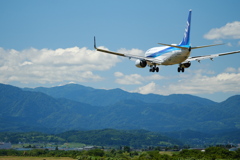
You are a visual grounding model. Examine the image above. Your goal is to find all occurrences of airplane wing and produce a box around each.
[94,37,163,65]
[185,50,240,62]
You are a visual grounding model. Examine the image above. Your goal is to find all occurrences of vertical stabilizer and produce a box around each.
[179,10,192,46]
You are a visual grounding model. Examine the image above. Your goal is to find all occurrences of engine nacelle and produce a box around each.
[180,62,191,68]
[135,59,147,68]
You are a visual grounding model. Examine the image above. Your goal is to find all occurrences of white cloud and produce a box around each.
[226,42,232,47]
[114,72,164,85]
[225,67,237,73]
[20,61,33,66]
[117,48,145,57]
[0,47,120,84]
[136,82,159,94]
[204,21,240,40]
[190,69,215,75]
[145,74,165,81]
[134,68,240,95]
[114,72,124,77]
[114,73,143,85]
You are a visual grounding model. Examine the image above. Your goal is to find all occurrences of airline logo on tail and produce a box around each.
[180,10,191,46]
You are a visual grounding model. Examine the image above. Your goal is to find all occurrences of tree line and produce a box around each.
[0,129,182,148]
[0,147,240,160]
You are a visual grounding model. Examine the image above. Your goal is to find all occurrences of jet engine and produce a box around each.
[180,62,191,68]
[135,59,147,68]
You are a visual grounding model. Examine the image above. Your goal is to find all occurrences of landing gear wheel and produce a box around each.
[150,66,159,72]
[178,67,181,72]
[152,67,156,72]
[178,67,184,73]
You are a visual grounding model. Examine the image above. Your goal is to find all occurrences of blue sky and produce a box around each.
[0,0,240,102]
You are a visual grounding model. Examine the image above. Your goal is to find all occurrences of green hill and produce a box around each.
[1,83,240,136]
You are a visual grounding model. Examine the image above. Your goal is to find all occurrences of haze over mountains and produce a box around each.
[0,83,239,136]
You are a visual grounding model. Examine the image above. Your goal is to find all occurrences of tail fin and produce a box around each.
[179,10,192,46]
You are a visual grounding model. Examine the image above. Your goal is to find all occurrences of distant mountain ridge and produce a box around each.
[24,83,216,106]
[0,83,240,135]
[0,83,97,132]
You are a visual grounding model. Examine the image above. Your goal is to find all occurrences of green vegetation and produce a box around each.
[173,147,240,160]
[0,129,181,148]
[1,83,240,150]
[0,157,73,160]
[0,132,65,144]
[0,147,240,160]
[1,83,240,135]
[2,129,240,148]
[57,129,182,147]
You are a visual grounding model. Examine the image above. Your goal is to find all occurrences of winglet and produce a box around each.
[94,36,97,49]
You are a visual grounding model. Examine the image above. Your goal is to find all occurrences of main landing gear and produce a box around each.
[178,62,191,73]
[149,66,159,72]
[178,67,185,72]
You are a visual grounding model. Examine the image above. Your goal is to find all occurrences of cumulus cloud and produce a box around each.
[224,67,237,73]
[135,68,240,95]
[204,21,240,40]
[136,82,159,94]
[117,48,145,57]
[114,72,164,85]
[114,73,143,85]
[146,74,165,81]
[0,47,120,84]
[226,42,233,47]
[114,72,124,77]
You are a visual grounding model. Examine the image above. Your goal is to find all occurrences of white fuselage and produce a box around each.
[145,46,191,65]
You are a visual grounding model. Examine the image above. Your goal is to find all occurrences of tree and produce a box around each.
[87,149,104,157]
[205,147,234,159]
[177,149,204,159]
[123,146,131,153]
[234,148,240,159]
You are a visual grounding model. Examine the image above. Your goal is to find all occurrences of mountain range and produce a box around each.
[1,83,240,137]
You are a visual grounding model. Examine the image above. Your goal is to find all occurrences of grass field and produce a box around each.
[0,156,74,160]
[159,151,178,156]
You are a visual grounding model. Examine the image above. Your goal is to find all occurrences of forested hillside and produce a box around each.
[24,84,216,106]
[1,83,240,141]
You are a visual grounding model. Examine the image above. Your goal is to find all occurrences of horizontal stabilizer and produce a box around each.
[191,43,224,49]
[158,43,189,50]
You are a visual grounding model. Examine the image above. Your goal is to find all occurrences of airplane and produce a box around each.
[94,10,240,73]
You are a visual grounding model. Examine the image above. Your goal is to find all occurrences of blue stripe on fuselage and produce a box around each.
[146,47,180,58]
